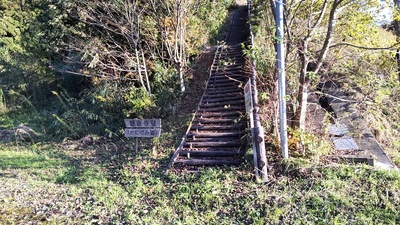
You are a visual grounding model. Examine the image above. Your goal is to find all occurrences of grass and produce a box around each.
[0,145,64,170]
[1,138,400,224]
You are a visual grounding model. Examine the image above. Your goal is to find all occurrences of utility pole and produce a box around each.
[275,0,289,159]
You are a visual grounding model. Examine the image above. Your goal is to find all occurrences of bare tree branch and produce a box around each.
[310,0,328,32]
[316,0,343,71]
[329,42,400,51]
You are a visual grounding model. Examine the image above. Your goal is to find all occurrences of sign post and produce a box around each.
[124,119,161,153]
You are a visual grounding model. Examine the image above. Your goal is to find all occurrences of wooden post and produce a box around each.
[250,126,260,180]
[135,137,139,154]
[249,69,268,182]
[252,126,268,182]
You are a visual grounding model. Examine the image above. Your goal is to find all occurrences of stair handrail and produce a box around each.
[247,0,268,182]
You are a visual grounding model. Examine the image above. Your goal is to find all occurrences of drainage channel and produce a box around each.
[318,81,397,169]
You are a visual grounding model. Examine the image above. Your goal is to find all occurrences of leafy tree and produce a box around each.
[0,0,25,52]
[149,0,193,93]
[268,0,396,130]
[0,0,234,138]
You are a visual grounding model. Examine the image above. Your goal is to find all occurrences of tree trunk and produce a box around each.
[135,48,145,90]
[294,83,308,130]
[394,3,400,82]
[291,0,342,130]
[179,11,186,93]
[293,59,309,130]
[297,85,309,130]
[174,0,186,93]
[178,62,185,93]
[141,48,151,94]
[291,37,311,130]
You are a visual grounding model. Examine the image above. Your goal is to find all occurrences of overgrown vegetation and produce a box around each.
[0,0,235,139]
[249,0,400,164]
[1,141,400,224]
[1,0,400,223]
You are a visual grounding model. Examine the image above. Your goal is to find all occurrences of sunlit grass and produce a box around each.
[0,145,64,170]
[1,138,400,224]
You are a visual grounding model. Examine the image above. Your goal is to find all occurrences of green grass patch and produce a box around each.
[0,145,64,170]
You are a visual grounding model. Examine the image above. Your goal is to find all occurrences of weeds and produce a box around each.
[1,138,400,224]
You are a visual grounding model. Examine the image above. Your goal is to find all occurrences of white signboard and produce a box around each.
[124,119,161,138]
[244,79,253,114]
[124,128,161,138]
[124,119,161,128]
